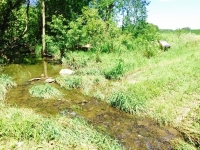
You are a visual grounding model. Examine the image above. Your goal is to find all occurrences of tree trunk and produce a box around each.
[42,0,48,78]
[42,0,46,55]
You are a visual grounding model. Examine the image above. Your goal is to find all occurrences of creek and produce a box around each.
[2,63,182,149]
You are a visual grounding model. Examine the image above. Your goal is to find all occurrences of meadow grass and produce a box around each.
[60,32,200,149]
[1,31,200,149]
[0,103,123,149]
[29,83,63,99]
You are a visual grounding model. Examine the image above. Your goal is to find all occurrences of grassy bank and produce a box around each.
[1,31,199,149]
[0,74,123,149]
[56,32,200,149]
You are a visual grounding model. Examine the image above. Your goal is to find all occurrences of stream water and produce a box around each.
[2,63,182,149]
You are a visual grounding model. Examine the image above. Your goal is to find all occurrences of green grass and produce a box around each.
[0,74,16,100]
[29,83,63,99]
[1,31,200,149]
[0,74,123,149]
[59,32,200,149]
[0,103,123,149]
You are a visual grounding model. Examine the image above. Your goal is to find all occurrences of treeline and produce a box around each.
[160,28,200,35]
[0,0,160,63]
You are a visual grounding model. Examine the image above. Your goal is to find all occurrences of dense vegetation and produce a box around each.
[0,0,200,149]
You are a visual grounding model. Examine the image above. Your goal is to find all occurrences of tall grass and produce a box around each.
[0,104,123,149]
[60,32,200,148]
[0,74,123,149]
[0,74,16,100]
[29,83,63,99]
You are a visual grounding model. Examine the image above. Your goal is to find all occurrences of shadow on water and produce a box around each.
[2,63,182,149]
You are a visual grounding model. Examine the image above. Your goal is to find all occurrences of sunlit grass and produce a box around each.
[29,83,63,99]
[59,32,200,148]
[1,32,200,149]
[0,74,16,100]
[0,103,123,149]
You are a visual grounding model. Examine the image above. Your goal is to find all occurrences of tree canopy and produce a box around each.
[0,0,154,63]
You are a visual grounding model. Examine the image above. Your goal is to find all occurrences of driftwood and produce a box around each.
[29,78,41,82]
[28,77,55,83]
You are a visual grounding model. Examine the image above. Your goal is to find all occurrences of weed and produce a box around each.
[56,75,82,89]
[170,139,196,150]
[29,84,63,99]
[0,74,17,89]
[108,90,146,114]
[0,74,16,100]
[104,60,126,80]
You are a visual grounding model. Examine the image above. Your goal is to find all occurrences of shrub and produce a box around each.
[29,84,62,99]
[104,60,126,80]
[62,52,88,69]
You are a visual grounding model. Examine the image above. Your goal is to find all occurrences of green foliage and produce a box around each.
[0,2,40,63]
[62,52,88,69]
[0,74,17,89]
[141,40,158,58]
[108,90,146,114]
[29,84,62,99]
[67,7,107,49]
[104,60,126,80]
[0,74,16,100]
[0,104,123,149]
[56,76,82,89]
[46,15,68,59]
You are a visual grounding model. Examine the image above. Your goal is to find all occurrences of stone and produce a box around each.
[45,78,55,83]
[59,69,74,76]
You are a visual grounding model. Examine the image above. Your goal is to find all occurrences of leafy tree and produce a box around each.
[0,0,42,63]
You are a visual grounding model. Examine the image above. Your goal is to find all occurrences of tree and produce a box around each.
[0,0,40,63]
[91,0,150,33]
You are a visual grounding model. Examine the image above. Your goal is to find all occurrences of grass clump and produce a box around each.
[170,139,196,150]
[56,75,108,100]
[108,89,147,114]
[0,74,16,100]
[29,83,62,99]
[56,75,82,89]
[103,60,126,80]
[177,106,200,148]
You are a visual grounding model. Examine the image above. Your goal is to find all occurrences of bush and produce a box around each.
[104,60,126,80]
